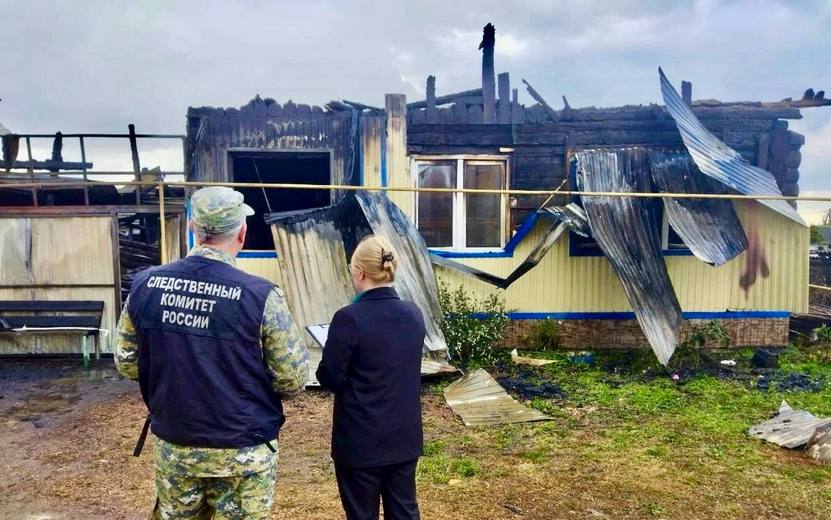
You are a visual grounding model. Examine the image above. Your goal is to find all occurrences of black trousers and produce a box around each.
[334,459,420,520]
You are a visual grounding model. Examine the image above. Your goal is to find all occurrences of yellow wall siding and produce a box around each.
[385,94,413,216]
[361,115,384,190]
[237,257,283,285]
[436,201,808,314]
[0,216,119,354]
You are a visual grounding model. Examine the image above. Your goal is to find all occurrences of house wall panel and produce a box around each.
[0,215,118,354]
[436,201,808,314]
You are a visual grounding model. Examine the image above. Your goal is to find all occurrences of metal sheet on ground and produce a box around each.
[443,368,550,427]
[749,401,831,451]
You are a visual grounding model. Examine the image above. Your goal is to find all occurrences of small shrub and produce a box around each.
[438,280,513,368]
[450,457,477,477]
[810,325,831,363]
[689,320,730,349]
[521,319,560,350]
[671,321,730,370]
[423,440,445,457]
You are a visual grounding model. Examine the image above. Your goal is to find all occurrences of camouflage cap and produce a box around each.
[190,186,255,235]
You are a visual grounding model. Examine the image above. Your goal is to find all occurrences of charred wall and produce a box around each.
[185,97,361,201]
[408,103,805,228]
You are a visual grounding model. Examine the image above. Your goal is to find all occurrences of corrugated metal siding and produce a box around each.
[436,200,807,314]
[0,216,119,354]
[236,257,282,285]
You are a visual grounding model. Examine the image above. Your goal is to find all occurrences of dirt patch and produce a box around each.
[1,359,829,519]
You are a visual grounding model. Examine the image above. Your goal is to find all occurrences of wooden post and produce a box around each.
[425,76,438,123]
[480,23,496,124]
[110,209,123,319]
[79,136,90,205]
[25,137,37,206]
[682,81,692,107]
[49,132,63,174]
[159,183,167,265]
[511,88,524,124]
[384,94,412,216]
[128,124,141,205]
[497,72,510,124]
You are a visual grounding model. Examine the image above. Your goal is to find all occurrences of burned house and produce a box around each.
[183,25,827,365]
[2,23,829,365]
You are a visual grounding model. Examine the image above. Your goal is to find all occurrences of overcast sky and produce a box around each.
[2,0,829,220]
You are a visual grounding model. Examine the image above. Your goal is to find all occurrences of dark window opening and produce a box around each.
[666,224,687,250]
[230,151,331,250]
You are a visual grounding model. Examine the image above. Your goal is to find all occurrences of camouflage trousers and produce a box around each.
[151,439,279,519]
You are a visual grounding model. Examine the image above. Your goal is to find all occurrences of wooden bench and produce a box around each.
[0,300,105,366]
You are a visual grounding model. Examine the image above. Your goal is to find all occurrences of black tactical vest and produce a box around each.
[128,254,284,448]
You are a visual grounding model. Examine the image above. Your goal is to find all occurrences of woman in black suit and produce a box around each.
[316,235,425,520]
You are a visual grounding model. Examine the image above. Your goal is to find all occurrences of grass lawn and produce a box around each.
[415,345,831,518]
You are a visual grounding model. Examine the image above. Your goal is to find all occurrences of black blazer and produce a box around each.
[316,286,426,467]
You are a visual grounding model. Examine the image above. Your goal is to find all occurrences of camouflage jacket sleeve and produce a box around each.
[261,287,309,399]
[115,296,139,380]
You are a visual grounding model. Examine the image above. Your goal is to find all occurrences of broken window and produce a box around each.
[414,157,508,250]
[229,151,331,250]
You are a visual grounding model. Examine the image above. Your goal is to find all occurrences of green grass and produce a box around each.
[419,345,831,515]
[419,348,831,508]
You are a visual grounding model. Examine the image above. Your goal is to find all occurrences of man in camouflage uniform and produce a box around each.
[116,186,309,519]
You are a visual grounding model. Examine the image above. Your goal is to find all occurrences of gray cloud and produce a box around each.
[2,0,829,219]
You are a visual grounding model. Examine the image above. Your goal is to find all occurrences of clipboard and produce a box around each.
[305,323,330,349]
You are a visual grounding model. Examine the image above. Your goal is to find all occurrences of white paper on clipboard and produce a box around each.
[305,323,330,348]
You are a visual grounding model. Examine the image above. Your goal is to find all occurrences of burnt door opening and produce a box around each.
[230,151,331,250]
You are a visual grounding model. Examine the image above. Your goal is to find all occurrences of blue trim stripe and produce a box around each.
[430,212,540,258]
[238,251,278,259]
[663,249,696,257]
[502,311,790,320]
[380,124,388,188]
[185,200,194,249]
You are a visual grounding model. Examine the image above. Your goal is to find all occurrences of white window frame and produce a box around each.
[411,155,510,252]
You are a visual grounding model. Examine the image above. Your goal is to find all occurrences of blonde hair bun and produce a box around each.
[352,235,398,283]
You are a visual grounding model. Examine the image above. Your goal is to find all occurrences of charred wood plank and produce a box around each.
[522,79,558,122]
[426,75,439,123]
[7,160,93,171]
[511,89,524,124]
[407,88,483,109]
[481,23,496,124]
[498,73,511,124]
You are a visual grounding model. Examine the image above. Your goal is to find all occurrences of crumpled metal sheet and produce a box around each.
[649,151,748,266]
[443,368,550,427]
[430,221,567,289]
[542,203,592,238]
[355,191,447,354]
[575,148,683,365]
[749,401,831,462]
[659,67,805,225]
[266,192,451,377]
[807,423,831,462]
